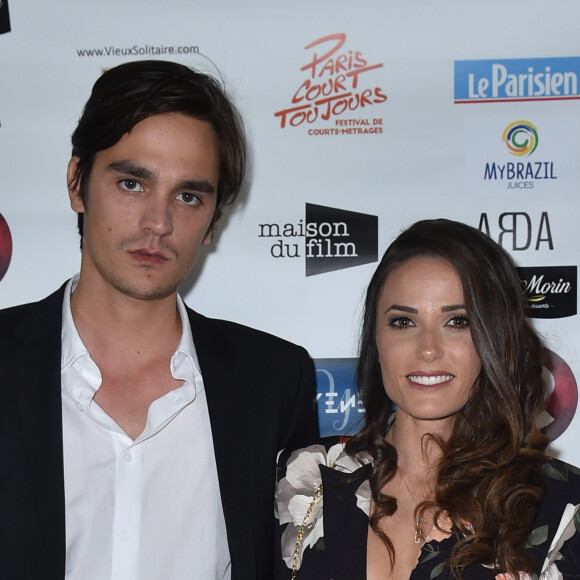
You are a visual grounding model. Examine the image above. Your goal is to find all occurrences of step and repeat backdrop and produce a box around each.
[1,0,579,463]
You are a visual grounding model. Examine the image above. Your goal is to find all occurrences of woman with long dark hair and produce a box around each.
[276,219,580,579]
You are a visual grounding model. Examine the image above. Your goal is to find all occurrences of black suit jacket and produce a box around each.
[0,283,318,579]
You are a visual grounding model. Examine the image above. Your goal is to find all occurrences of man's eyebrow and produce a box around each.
[108,160,216,194]
[108,161,155,181]
[177,179,216,194]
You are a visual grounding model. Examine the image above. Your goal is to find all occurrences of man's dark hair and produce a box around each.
[69,60,246,242]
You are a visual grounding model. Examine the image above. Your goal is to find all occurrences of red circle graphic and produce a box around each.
[541,348,578,441]
[0,212,13,282]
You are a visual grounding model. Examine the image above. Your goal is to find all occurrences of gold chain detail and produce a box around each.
[290,483,323,580]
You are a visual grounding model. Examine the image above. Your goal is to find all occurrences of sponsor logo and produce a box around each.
[258,203,378,276]
[518,266,577,319]
[503,120,538,157]
[0,0,10,34]
[315,350,577,440]
[0,213,12,282]
[483,120,557,191]
[541,348,578,441]
[314,358,364,437]
[76,43,199,58]
[455,57,580,103]
[274,33,387,135]
[478,211,554,251]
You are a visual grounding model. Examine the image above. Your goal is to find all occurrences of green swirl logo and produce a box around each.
[502,120,539,157]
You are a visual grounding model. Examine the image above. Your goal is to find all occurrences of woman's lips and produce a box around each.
[407,374,454,386]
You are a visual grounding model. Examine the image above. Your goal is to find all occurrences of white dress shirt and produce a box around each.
[60,275,231,579]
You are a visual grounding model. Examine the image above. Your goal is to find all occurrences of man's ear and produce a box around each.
[67,157,85,213]
[202,213,220,245]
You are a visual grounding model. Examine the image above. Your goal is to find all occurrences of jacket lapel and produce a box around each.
[11,285,67,576]
[188,308,255,577]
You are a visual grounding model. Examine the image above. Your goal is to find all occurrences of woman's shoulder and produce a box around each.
[543,456,580,486]
[277,436,372,479]
[276,436,372,578]
[527,457,580,578]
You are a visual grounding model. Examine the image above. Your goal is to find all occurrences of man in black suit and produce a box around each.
[0,60,317,579]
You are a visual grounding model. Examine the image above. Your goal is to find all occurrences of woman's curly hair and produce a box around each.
[346,218,549,577]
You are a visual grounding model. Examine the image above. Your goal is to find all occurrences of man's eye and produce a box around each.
[177,192,200,206]
[119,179,143,192]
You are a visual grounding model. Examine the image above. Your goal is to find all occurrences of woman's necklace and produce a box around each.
[399,470,426,544]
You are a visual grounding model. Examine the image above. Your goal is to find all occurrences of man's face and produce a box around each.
[68,113,220,301]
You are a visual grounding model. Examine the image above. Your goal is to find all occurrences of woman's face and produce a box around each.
[375,256,481,428]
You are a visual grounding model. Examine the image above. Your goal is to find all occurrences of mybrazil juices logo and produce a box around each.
[483,121,557,191]
[315,358,363,437]
[503,120,538,157]
[258,203,378,276]
[0,213,13,282]
[455,57,580,103]
[517,266,577,319]
[0,0,10,34]
[274,33,387,135]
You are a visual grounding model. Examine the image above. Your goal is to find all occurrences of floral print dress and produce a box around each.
[275,439,580,580]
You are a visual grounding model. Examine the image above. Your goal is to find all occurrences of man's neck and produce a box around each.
[70,274,183,362]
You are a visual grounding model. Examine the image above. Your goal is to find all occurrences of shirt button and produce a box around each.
[124,452,132,463]
[121,530,131,542]
[75,402,83,411]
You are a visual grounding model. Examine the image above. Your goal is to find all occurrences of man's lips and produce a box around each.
[128,249,171,264]
[407,373,454,386]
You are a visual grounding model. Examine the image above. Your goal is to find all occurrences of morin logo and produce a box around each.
[314,358,363,437]
[455,57,580,103]
[483,120,557,191]
[258,203,378,276]
[274,33,387,135]
[517,266,577,319]
[0,0,10,34]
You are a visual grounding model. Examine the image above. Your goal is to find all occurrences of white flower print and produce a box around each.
[491,502,579,580]
[539,502,580,580]
[277,442,372,570]
[354,479,371,516]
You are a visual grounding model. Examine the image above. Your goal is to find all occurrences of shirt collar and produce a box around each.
[61,274,201,377]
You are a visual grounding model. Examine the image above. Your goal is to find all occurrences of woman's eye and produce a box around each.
[177,192,200,206]
[119,179,143,192]
[448,315,470,329]
[389,316,414,329]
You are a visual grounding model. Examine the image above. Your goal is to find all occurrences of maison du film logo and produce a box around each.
[314,358,364,437]
[483,120,557,191]
[0,0,10,34]
[454,57,580,103]
[517,266,577,319]
[274,33,387,135]
[258,203,378,276]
